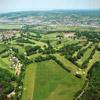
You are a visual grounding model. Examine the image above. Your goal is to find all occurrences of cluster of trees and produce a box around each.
[56,34,64,44]
[74,62,100,100]
[20,25,30,35]
[81,62,100,100]
[76,48,86,59]
[16,43,24,47]
[16,37,35,44]
[51,55,71,72]
[70,44,93,67]
[29,33,41,40]
[0,45,8,55]
[58,43,80,55]
[20,24,40,41]
[43,40,55,54]
[58,43,82,63]
[81,48,96,68]
[1,52,9,58]
[76,31,100,42]
[45,30,75,34]
[25,45,41,56]
[34,55,52,62]
[96,45,100,51]
[21,32,41,41]
[22,34,35,41]
[35,55,70,72]
[0,49,8,55]
[11,47,19,54]
[21,34,33,40]
[13,55,27,99]
[0,68,17,99]
[18,54,33,65]
[76,42,90,59]
[15,67,24,99]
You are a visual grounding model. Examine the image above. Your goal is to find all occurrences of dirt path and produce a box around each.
[75,81,89,100]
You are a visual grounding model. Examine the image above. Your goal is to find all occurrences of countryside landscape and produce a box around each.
[0,0,100,100]
[0,10,100,100]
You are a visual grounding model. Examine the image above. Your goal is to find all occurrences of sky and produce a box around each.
[0,0,100,13]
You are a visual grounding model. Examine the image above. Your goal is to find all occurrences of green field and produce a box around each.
[77,45,95,66]
[21,63,37,100]
[0,24,21,29]
[0,23,100,100]
[54,54,84,75]
[85,50,100,73]
[32,60,85,100]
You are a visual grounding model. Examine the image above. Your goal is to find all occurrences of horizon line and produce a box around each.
[0,8,100,14]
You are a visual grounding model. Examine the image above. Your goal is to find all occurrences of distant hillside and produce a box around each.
[0,10,100,27]
[0,10,100,19]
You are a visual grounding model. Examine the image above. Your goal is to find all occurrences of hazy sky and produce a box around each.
[0,0,100,13]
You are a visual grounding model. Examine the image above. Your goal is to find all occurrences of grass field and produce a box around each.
[0,57,9,69]
[23,37,48,48]
[32,60,85,100]
[0,24,100,100]
[72,42,92,58]
[21,63,37,100]
[0,24,21,29]
[54,54,83,74]
[85,50,100,73]
[0,43,8,53]
[41,32,58,41]
[77,45,95,66]
[0,57,14,73]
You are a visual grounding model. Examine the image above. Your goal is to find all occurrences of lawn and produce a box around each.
[23,37,48,49]
[54,54,82,74]
[0,57,14,73]
[33,60,85,100]
[0,24,21,29]
[0,57,9,69]
[41,32,58,40]
[72,42,92,58]
[21,63,37,100]
[51,39,79,50]
[10,44,25,54]
[0,43,8,53]
[77,45,95,66]
[85,50,100,73]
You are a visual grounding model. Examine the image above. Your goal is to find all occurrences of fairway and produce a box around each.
[33,60,85,100]
[21,63,37,100]
[0,24,21,29]
[77,46,95,66]
[53,54,83,74]
[0,57,14,73]
[85,50,100,73]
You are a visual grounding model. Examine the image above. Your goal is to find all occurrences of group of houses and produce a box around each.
[0,30,16,41]
[64,32,75,38]
[6,56,23,99]
[10,56,22,76]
